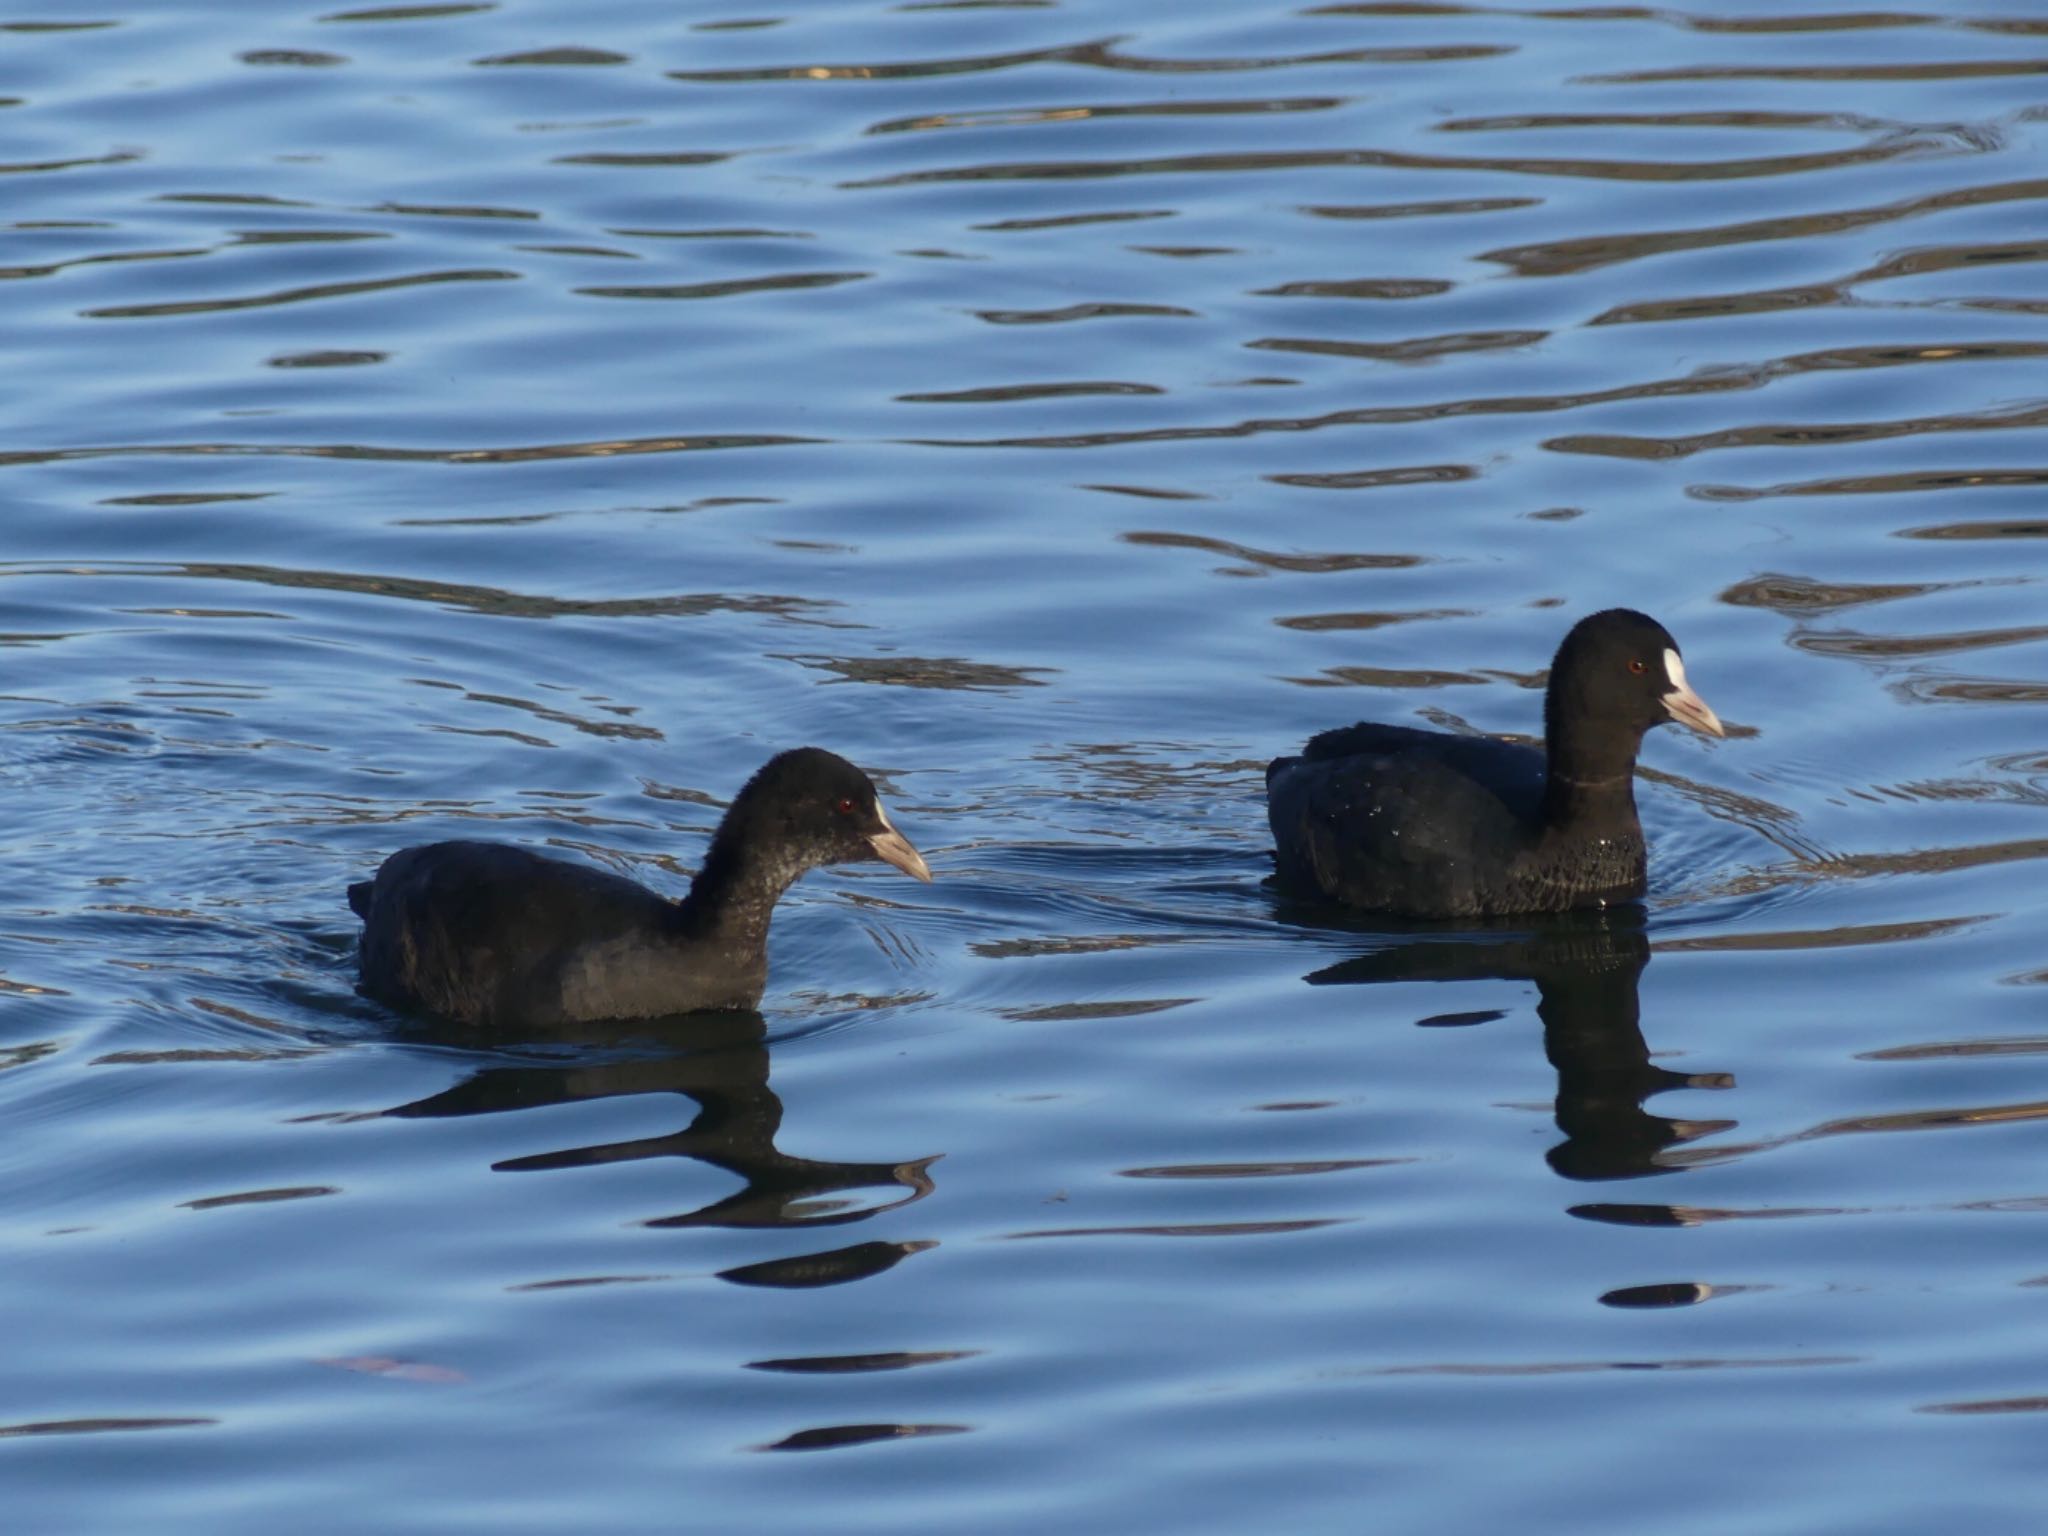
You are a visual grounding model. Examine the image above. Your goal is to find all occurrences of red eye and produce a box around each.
[834,797,855,816]
[1627,658,1646,675]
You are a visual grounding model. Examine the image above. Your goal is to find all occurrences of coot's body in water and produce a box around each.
[1266,609,1723,918]
[349,747,931,1029]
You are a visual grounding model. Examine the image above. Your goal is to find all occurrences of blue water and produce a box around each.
[6,2,2048,1530]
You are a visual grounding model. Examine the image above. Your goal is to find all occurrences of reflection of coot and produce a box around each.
[349,747,931,1029]
[1301,908,1730,1181]
[1268,610,1723,917]
[385,1010,936,1230]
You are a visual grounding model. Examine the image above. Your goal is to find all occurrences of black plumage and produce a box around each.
[1267,609,1723,917]
[349,747,931,1029]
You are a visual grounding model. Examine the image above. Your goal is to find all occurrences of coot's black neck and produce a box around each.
[1539,700,1645,828]
[675,820,814,949]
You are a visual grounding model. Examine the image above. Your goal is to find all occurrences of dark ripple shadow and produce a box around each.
[1593,236,2048,327]
[1722,572,1977,615]
[758,1421,969,1453]
[0,561,834,623]
[842,133,1948,189]
[719,1239,934,1288]
[1483,176,2047,278]
[865,95,1348,135]
[577,271,870,301]
[901,348,1916,452]
[1366,1353,1858,1377]
[746,1349,979,1375]
[1692,468,2048,501]
[1251,329,1548,364]
[1267,462,1477,491]
[1586,58,2048,85]
[1790,621,2048,662]
[1632,1076,2048,1182]
[473,45,632,68]
[0,435,817,470]
[0,150,141,177]
[775,652,1053,689]
[82,267,520,319]
[0,1416,217,1438]
[1551,386,2048,462]
[896,380,1165,404]
[974,299,1195,324]
[670,37,1507,86]
[1121,529,1425,573]
[1305,3,1963,35]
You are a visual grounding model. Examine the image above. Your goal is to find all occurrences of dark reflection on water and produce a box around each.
[1297,907,1732,1181]
[83,267,522,320]
[868,96,1346,135]
[384,1010,937,1232]
[719,1239,935,1289]
[776,652,1054,689]
[0,1416,219,1439]
[1486,178,2047,278]
[0,560,832,622]
[669,38,1508,85]
[0,436,817,469]
[1589,58,2048,84]
[746,1348,979,1374]
[758,1421,969,1454]
[908,355,1853,450]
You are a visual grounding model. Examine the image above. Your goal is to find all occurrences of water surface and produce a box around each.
[6,3,2048,1531]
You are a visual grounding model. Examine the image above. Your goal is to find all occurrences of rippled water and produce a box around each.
[6,2,2048,1529]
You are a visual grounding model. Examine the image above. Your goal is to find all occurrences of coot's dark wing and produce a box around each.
[354,841,679,1028]
[1266,729,1546,917]
[1295,721,1542,791]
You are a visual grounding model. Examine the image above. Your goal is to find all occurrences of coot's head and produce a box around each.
[1547,609,1724,741]
[728,747,933,882]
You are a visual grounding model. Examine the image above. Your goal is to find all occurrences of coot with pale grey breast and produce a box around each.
[1267,610,1722,917]
[350,747,931,1029]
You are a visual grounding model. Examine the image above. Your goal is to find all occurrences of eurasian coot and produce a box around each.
[1267,609,1723,917]
[349,747,931,1028]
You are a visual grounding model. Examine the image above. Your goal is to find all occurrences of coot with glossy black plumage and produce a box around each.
[349,747,932,1029]
[1267,609,1723,917]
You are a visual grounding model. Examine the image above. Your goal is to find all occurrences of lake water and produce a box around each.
[5,2,2048,1530]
